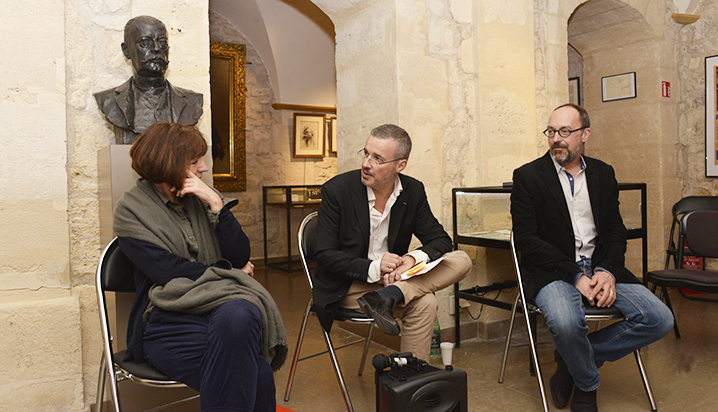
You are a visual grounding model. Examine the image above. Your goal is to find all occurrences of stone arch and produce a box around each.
[542,0,680,272]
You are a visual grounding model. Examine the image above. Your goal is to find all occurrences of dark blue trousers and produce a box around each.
[143,300,276,412]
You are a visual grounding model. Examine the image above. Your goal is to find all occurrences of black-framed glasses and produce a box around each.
[357,149,403,166]
[543,126,587,138]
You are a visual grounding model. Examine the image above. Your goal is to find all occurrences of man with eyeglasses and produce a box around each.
[510,104,672,412]
[312,124,472,361]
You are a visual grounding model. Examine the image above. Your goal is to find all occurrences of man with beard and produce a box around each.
[95,16,203,144]
[510,104,672,412]
[312,124,472,361]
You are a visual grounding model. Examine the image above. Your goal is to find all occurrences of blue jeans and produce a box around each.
[534,270,673,392]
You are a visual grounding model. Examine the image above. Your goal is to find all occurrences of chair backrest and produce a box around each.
[96,237,137,358]
[683,211,718,259]
[99,238,137,293]
[298,211,319,291]
[663,196,718,268]
[672,196,718,217]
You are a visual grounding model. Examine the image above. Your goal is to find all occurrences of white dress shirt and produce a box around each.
[366,176,429,283]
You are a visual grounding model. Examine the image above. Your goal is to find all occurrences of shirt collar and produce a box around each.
[551,154,586,175]
[147,179,176,206]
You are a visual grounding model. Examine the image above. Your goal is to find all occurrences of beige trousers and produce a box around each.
[339,250,472,361]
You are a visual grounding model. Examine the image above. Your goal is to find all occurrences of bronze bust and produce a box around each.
[95,16,203,144]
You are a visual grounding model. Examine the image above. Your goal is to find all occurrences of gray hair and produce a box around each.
[370,124,412,160]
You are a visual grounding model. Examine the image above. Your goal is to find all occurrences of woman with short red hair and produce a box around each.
[113,121,286,412]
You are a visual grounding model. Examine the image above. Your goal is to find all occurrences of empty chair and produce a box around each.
[646,210,718,338]
[283,211,376,412]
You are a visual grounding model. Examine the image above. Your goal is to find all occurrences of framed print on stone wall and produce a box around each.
[601,72,636,102]
[706,55,718,177]
[293,113,325,158]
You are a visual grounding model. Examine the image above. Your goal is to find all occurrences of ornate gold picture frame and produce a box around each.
[210,41,246,191]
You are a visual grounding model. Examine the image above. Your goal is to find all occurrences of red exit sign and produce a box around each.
[662,81,671,98]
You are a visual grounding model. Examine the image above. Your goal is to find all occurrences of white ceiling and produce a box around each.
[209,0,336,106]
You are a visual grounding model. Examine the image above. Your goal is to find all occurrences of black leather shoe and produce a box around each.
[550,350,574,409]
[571,388,598,412]
[357,291,400,335]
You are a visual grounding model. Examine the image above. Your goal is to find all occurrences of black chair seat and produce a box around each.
[584,305,622,317]
[334,307,373,322]
[648,269,718,286]
[113,350,176,382]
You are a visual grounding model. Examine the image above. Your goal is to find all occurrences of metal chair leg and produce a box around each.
[499,293,520,383]
[634,350,657,411]
[96,351,107,412]
[323,329,354,412]
[661,286,681,339]
[357,323,374,376]
[522,295,550,412]
[284,299,312,402]
[106,358,122,412]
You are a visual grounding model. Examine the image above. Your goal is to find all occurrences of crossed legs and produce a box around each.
[535,279,673,392]
[341,250,471,360]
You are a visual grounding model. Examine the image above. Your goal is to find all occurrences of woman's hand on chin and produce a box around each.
[177,171,224,211]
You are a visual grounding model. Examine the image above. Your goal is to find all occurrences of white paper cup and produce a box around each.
[440,342,454,366]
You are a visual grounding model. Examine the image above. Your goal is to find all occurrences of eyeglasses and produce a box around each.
[357,149,403,166]
[543,126,587,138]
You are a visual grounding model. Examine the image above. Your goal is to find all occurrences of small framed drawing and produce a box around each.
[601,72,636,102]
[293,113,325,158]
[705,55,718,176]
[328,116,337,153]
[568,77,581,106]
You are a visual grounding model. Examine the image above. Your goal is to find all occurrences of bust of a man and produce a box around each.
[95,16,203,144]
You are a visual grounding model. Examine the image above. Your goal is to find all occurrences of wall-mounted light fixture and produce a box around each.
[671,13,700,24]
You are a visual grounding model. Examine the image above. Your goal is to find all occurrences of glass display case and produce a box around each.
[451,183,647,345]
[263,185,322,272]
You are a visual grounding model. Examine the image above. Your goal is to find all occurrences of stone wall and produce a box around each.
[675,0,718,197]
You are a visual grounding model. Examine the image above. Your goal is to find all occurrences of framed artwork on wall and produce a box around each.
[210,41,247,191]
[293,113,325,158]
[328,116,337,153]
[569,77,581,106]
[601,72,636,102]
[705,55,718,177]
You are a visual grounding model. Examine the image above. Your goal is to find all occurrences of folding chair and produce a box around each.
[646,210,718,338]
[498,232,657,412]
[95,238,198,412]
[283,212,376,412]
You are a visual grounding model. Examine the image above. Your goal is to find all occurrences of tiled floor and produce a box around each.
[255,266,718,412]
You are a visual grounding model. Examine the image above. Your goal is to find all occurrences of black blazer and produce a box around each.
[510,152,640,300]
[312,170,452,331]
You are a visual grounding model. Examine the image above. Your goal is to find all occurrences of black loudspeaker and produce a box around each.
[374,353,467,412]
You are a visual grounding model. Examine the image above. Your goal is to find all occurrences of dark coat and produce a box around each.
[312,170,452,331]
[510,152,640,300]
